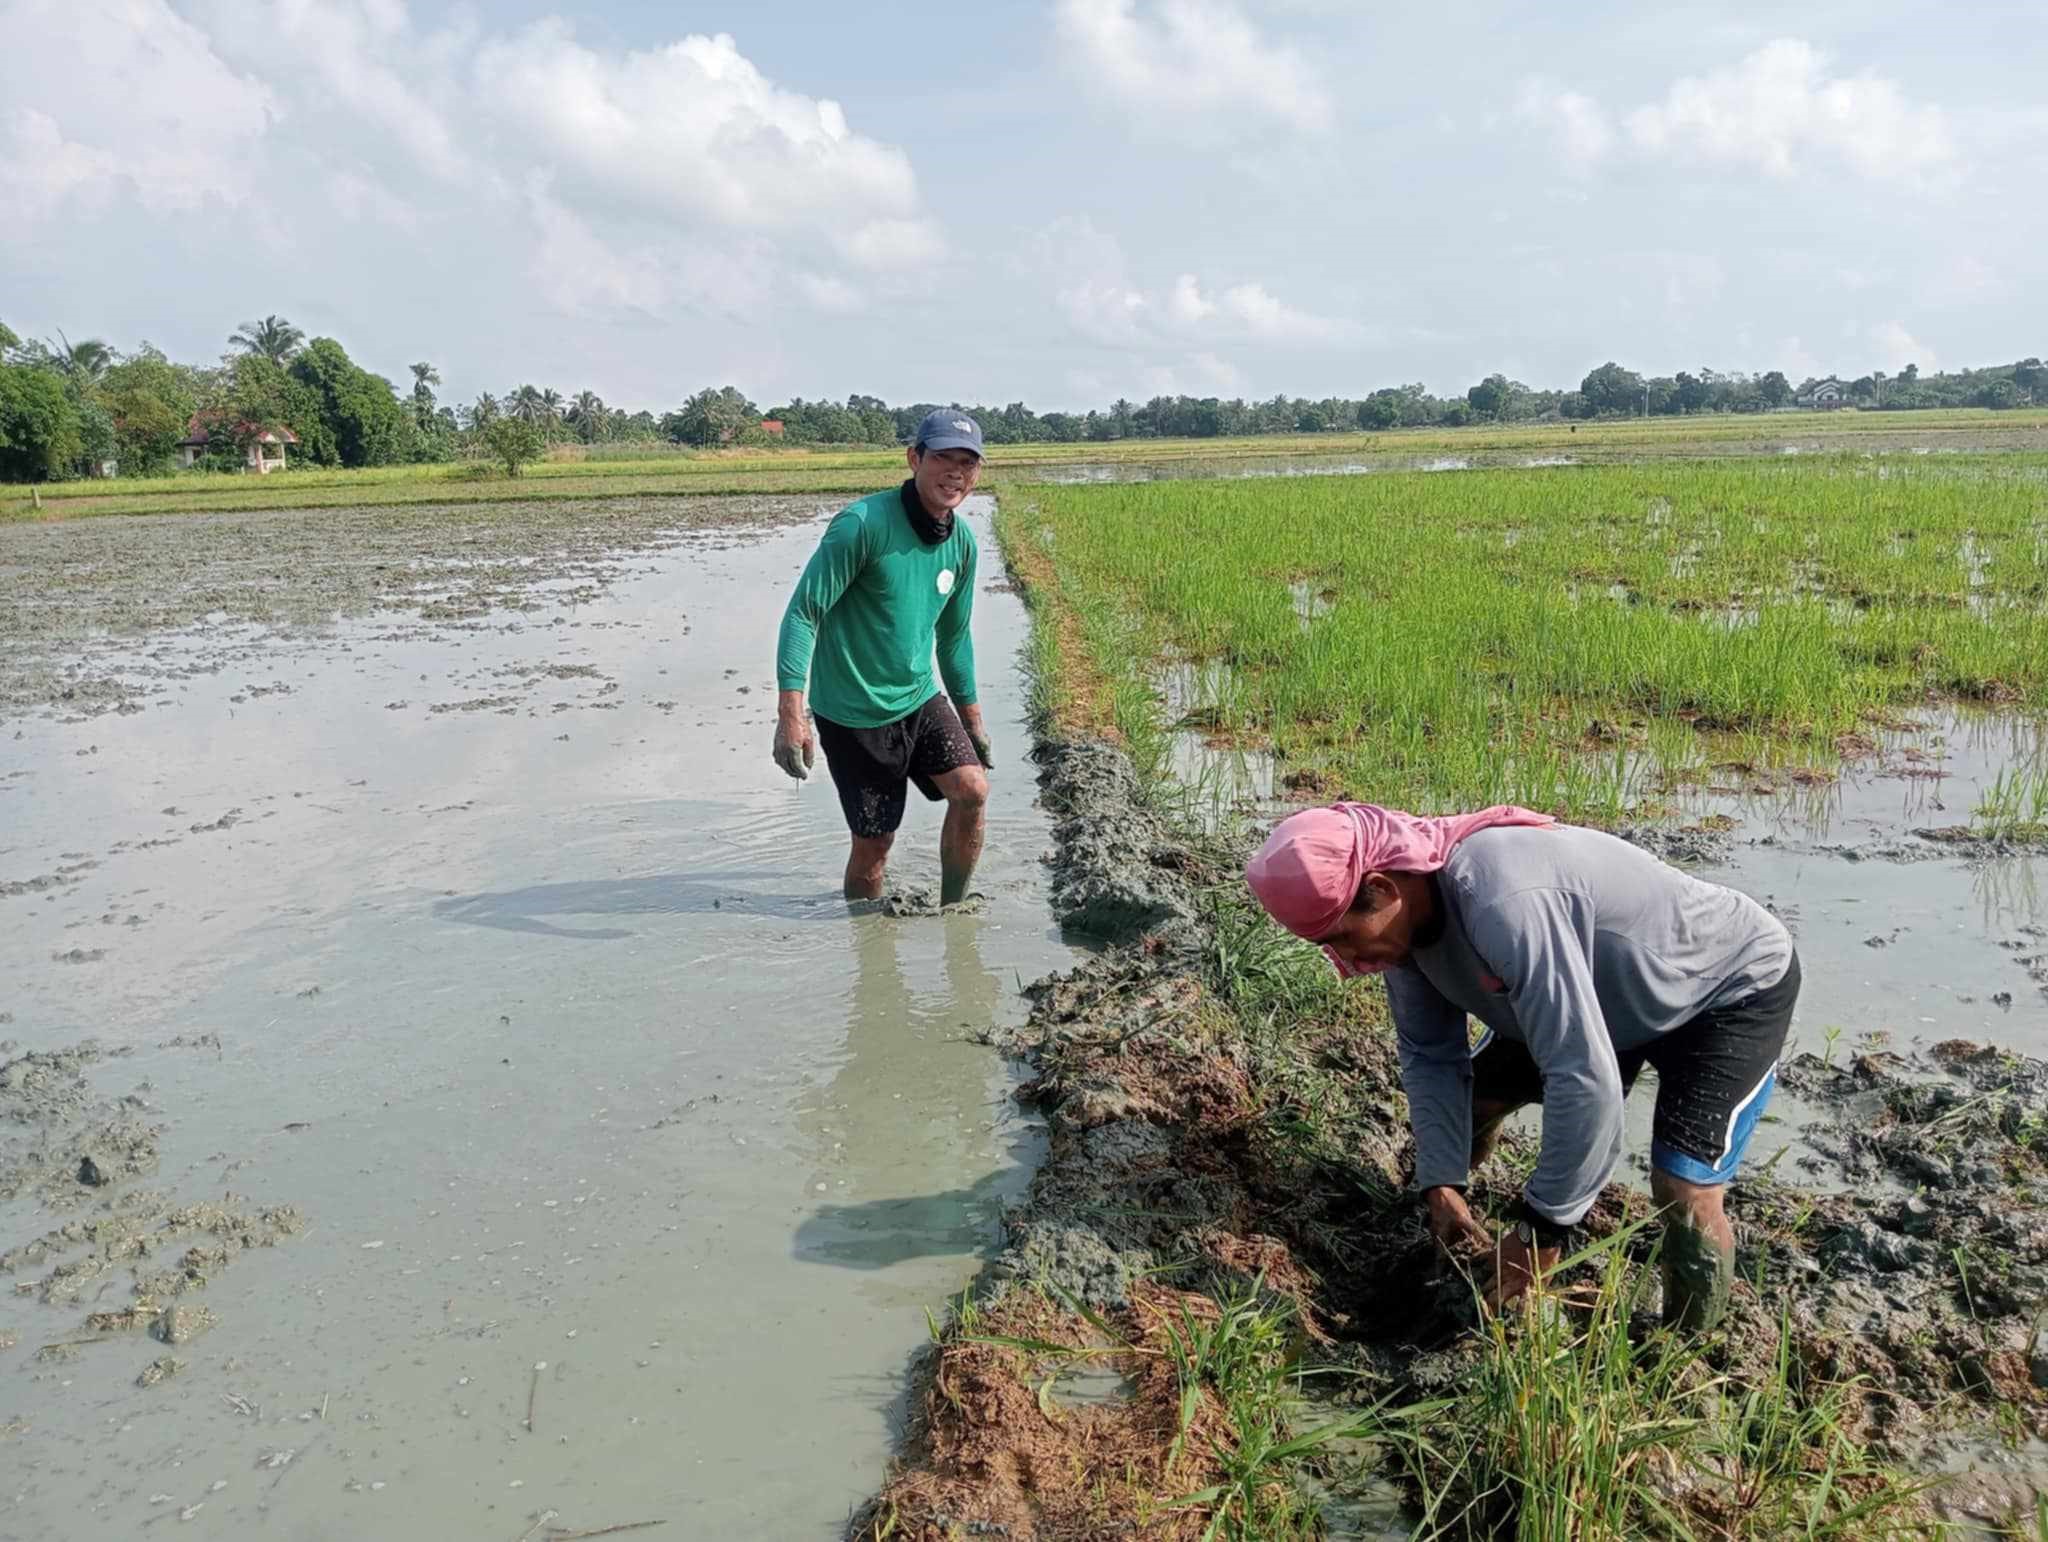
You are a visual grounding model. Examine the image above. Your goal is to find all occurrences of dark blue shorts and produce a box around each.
[1472,951,1800,1186]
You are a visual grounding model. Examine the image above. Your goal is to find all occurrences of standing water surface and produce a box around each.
[0,495,1072,1538]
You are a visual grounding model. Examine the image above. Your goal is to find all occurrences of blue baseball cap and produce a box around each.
[913,409,984,458]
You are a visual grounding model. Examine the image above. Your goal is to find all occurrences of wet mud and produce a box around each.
[0,494,824,724]
[863,733,2048,1538]
[2,493,1076,1537]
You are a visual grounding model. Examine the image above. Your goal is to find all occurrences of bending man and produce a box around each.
[774,409,993,905]
[1245,802,1797,1331]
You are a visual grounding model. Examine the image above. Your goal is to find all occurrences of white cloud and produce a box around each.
[0,0,277,222]
[1774,336,1826,385]
[1035,223,1349,351]
[838,218,947,271]
[524,186,672,316]
[795,274,864,314]
[1515,81,1615,174]
[1139,352,1245,397]
[1864,320,1938,375]
[0,109,121,224]
[1657,253,1726,311]
[238,0,468,181]
[1170,274,1343,344]
[474,22,925,243]
[15,3,942,323]
[1211,280,1331,344]
[1627,39,1955,183]
[1055,0,1332,136]
[1167,274,1217,326]
[329,170,420,230]
[1522,40,1957,187]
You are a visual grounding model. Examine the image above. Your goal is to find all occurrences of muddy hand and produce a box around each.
[1424,1186,1493,1258]
[969,730,994,771]
[772,719,816,781]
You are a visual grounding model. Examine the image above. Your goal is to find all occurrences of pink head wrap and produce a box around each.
[1244,802,1556,971]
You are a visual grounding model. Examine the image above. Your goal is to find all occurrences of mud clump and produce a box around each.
[881,889,989,919]
[150,1303,217,1345]
[1,1037,302,1397]
[136,1356,184,1388]
[1035,739,1200,947]
[1617,818,1737,866]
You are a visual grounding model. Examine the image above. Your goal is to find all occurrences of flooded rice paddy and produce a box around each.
[0,495,1074,1538]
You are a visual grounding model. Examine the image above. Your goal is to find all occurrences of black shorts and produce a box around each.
[814,695,979,839]
[1471,951,1800,1186]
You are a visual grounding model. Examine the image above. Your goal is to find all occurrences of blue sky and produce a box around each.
[3,1,2042,414]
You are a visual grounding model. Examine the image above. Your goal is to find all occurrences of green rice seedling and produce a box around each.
[1366,1229,1934,1539]
[1018,455,2048,821]
[1975,765,2048,839]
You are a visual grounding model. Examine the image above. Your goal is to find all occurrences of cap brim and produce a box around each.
[917,437,983,457]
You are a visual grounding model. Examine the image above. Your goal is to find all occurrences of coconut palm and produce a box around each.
[47,330,114,383]
[228,315,305,365]
[540,387,563,419]
[465,392,500,429]
[568,390,608,442]
[507,385,555,425]
[410,362,441,391]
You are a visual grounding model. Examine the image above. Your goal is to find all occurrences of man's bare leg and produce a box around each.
[845,833,893,901]
[1470,1096,1524,1169]
[931,765,989,907]
[1651,1168,1734,1331]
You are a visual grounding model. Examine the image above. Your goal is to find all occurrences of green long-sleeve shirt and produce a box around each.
[776,484,979,729]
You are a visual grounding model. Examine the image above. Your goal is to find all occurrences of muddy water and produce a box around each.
[0,496,1072,1538]
[1680,711,2048,1060]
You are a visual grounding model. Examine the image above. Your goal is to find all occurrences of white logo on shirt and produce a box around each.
[936,569,956,596]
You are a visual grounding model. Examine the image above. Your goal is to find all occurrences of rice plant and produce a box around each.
[1015,456,2048,821]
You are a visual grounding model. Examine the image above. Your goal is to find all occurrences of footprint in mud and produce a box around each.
[881,888,989,918]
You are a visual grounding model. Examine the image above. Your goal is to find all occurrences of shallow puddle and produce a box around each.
[0,496,1072,1537]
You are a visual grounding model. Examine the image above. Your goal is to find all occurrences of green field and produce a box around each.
[8,406,2044,522]
[1004,452,2048,823]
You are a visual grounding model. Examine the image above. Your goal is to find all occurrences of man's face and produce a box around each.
[909,446,981,511]
[1315,874,1419,975]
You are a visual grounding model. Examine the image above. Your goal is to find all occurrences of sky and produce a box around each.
[2,1,2043,415]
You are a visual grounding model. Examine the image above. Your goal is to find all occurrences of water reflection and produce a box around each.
[793,912,1027,1271]
[432,869,844,938]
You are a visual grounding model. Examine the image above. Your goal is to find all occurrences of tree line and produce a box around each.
[0,312,2040,482]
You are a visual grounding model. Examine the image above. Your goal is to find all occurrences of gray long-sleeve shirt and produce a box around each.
[1386,824,1792,1226]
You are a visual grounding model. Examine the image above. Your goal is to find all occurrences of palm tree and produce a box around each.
[409,363,442,432]
[540,387,563,419]
[508,385,551,424]
[48,330,114,383]
[465,392,500,429]
[228,315,305,365]
[568,390,607,442]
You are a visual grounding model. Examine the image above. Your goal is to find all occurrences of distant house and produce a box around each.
[178,413,298,474]
[759,418,786,437]
[1798,380,1847,410]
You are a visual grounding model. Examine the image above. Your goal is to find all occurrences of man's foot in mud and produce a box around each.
[882,887,988,917]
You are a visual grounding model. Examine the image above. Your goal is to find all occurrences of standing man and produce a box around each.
[774,409,993,906]
[1244,802,1798,1332]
